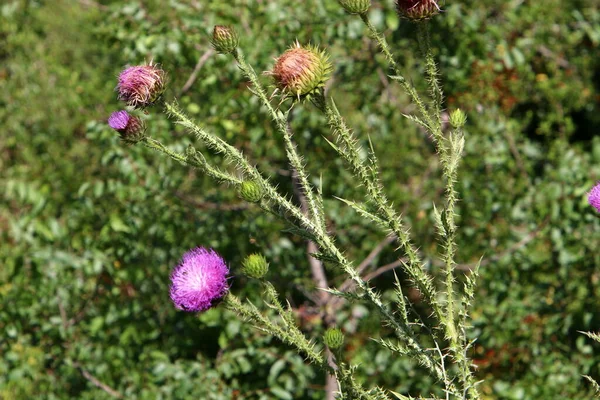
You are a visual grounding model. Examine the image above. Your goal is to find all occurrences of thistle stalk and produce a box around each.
[232,49,326,230]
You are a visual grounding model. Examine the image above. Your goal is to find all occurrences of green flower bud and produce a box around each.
[211,25,239,54]
[324,328,345,349]
[449,108,467,129]
[338,0,370,14]
[238,181,264,203]
[269,42,332,101]
[241,254,269,279]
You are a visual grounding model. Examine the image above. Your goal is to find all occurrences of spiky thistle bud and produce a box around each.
[338,0,370,15]
[268,42,332,101]
[238,181,264,203]
[589,182,600,213]
[396,0,441,20]
[449,108,467,129]
[117,62,166,108]
[241,254,269,279]
[324,328,345,349]
[211,25,239,54]
[108,110,146,144]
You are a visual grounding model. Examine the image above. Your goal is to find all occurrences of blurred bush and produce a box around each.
[0,0,599,399]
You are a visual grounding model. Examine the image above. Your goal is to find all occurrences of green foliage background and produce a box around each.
[1,0,599,399]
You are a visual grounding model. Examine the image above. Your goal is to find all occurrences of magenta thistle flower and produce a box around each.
[589,182,600,213]
[107,110,146,144]
[117,63,166,108]
[170,247,230,312]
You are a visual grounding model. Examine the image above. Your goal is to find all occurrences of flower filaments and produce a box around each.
[117,62,166,108]
[589,182,600,213]
[396,0,441,20]
[170,247,230,312]
[269,42,332,102]
[108,110,146,144]
[338,0,371,15]
[211,25,239,54]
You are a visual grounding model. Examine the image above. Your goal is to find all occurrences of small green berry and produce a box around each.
[238,181,264,203]
[324,328,345,349]
[211,25,239,54]
[242,254,269,279]
[338,0,370,15]
[449,108,467,129]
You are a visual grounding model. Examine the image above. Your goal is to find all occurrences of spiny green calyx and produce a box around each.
[449,108,467,129]
[396,0,441,20]
[338,0,370,15]
[241,254,269,279]
[324,328,345,349]
[238,181,264,203]
[269,42,332,101]
[211,25,239,54]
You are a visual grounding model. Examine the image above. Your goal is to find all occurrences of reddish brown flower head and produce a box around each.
[117,63,166,108]
[396,0,441,20]
[269,43,332,100]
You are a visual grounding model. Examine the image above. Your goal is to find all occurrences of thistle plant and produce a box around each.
[104,3,485,399]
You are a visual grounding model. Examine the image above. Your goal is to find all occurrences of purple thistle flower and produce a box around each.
[117,63,166,108]
[170,247,230,312]
[589,182,600,213]
[107,110,146,144]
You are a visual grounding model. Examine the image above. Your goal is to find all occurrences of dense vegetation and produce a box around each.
[1,0,599,399]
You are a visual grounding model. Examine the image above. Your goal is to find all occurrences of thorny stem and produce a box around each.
[359,14,435,132]
[232,49,326,231]
[162,102,454,392]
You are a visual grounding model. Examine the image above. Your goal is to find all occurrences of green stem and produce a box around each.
[233,50,325,229]
[359,14,435,132]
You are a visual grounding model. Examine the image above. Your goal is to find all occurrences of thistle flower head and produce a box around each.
[589,182,600,213]
[338,0,371,15]
[269,42,332,101]
[170,247,230,312]
[324,328,345,349]
[396,0,441,20]
[241,254,269,279]
[117,62,166,108]
[238,181,264,203]
[449,108,467,129]
[108,110,146,144]
[211,25,239,54]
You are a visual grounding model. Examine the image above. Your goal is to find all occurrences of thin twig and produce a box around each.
[178,49,215,96]
[73,362,124,399]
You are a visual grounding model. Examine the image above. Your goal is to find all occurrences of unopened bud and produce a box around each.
[396,0,441,20]
[238,181,264,203]
[449,108,467,129]
[338,0,370,15]
[211,25,239,54]
[269,42,332,101]
[108,110,146,144]
[241,254,269,279]
[324,328,345,349]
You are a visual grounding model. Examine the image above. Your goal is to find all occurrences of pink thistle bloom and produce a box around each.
[117,63,166,108]
[589,182,600,213]
[107,110,145,144]
[170,248,230,313]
